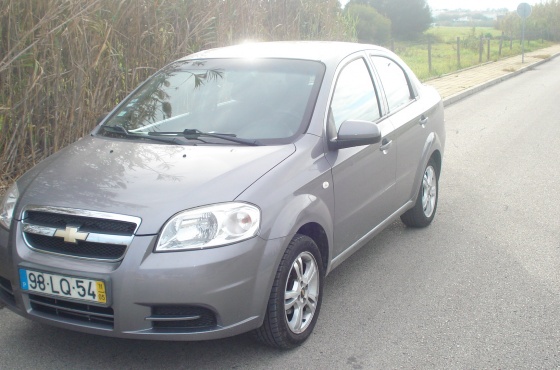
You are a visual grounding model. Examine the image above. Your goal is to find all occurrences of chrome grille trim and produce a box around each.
[21,224,56,237]
[22,224,133,246]
[21,206,141,262]
[21,206,142,228]
[146,315,202,322]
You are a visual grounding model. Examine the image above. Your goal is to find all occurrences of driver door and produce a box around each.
[324,57,397,258]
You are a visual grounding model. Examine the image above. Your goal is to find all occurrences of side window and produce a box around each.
[330,58,381,130]
[371,56,413,112]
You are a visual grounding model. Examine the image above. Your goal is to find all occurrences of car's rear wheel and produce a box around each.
[401,158,439,228]
[254,234,323,349]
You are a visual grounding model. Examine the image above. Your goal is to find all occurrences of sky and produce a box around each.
[340,1,537,11]
[427,0,533,11]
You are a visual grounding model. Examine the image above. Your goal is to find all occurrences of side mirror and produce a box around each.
[328,120,382,150]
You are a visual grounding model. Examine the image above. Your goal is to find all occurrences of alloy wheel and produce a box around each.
[422,165,437,218]
[284,251,320,334]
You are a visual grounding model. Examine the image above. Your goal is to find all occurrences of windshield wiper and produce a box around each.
[149,129,260,146]
[102,126,186,145]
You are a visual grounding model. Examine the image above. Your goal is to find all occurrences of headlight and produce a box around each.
[0,182,19,230]
[155,202,260,252]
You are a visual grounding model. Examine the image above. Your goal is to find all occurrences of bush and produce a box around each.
[345,3,391,44]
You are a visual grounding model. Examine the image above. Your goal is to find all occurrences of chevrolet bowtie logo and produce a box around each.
[54,225,89,244]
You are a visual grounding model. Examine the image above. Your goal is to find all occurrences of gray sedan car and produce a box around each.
[0,41,444,349]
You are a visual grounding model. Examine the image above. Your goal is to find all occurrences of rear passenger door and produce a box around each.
[370,55,429,207]
[325,56,397,257]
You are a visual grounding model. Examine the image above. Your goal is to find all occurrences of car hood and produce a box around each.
[17,136,295,234]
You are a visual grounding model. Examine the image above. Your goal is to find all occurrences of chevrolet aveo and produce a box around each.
[0,42,444,349]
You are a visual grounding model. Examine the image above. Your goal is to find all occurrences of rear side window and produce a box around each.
[371,56,413,112]
[330,58,381,130]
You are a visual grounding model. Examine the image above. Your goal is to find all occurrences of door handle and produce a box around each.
[380,138,392,152]
[419,115,429,126]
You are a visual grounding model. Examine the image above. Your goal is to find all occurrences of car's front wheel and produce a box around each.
[401,157,439,228]
[254,234,324,349]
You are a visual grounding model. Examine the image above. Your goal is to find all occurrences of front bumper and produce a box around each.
[0,223,286,340]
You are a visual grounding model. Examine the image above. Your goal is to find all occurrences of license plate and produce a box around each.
[19,269,107,304]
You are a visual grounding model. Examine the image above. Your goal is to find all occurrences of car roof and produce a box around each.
[180,41,388,66]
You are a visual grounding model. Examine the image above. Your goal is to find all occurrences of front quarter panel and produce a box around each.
[236,133,334,263]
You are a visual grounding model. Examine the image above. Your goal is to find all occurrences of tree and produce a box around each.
[345,3,391,44]
[496,1,560,42]
[348,0,432,39]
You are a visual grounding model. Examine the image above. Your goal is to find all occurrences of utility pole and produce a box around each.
[517,3,532,63]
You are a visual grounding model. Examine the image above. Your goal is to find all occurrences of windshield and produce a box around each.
[99,58,325,145]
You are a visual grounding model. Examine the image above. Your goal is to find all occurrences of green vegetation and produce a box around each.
[345,3,391,44]
[397,27,553,80]
[348,0,432,39]
[425,26,503,41]
[498,0,560,41]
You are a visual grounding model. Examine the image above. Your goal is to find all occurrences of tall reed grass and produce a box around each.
[0,0,354,192]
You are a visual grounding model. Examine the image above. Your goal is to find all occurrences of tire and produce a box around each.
[400,158,439,228]
[254,234,324,349]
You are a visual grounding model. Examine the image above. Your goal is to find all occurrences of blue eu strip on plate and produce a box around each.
[19,269,29,290]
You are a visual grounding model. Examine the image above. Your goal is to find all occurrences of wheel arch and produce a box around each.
[430,148,442,176]
[296,222,329,274]
[251,192,334,322]
[409,132,444,203]
[261,188,334,271]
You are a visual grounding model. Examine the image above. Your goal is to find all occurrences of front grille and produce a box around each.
[26,211,136,235]
[22,206,141,261]
[0,276,15,305]
[29,294,114,328]
[150,306,217,332]
[26,234,126,260]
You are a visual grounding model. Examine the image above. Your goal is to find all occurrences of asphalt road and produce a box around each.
[1,57,560,369]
